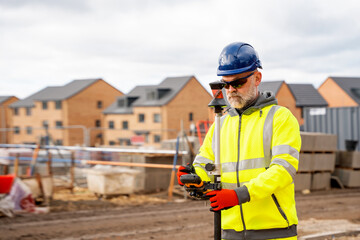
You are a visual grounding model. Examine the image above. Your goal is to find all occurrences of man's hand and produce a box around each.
[176,165,192,186]
[206,189,239,211]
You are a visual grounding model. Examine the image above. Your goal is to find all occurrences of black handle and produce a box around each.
[180,174,202,184]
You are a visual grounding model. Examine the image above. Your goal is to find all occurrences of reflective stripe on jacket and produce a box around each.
[193,92,301,240]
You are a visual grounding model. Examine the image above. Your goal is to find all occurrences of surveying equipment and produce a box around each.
[180,165,220,200]
[207,80,227,240]
[180,80,226,239]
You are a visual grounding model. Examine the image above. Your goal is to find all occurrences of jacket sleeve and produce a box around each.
[244,107,301,202]
[192,122,215,182]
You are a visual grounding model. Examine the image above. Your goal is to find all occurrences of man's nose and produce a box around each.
[228,85,237,92]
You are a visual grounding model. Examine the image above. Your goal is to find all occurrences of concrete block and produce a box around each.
[334,168,360,187]
[313,153,336,172]
[314,134,337,152]
[298,153,313,172]
[311,172,331,190]
[294,173,311,191]
[337,151,360,168]
[300,132,316,151]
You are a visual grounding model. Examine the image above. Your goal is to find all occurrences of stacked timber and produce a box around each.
[295,132,337,191]
[334,151,360,187]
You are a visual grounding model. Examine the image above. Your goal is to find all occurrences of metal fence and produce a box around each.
[303,106,360,151]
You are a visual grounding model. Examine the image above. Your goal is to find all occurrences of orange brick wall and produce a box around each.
[318,77,358,107]
[66,80,123,146]
[103,106,164,146]
[0,97,19,144]
[103,113,135,146]
[165,77,212,140]
[276,83,303,125]
[11,101,64,145]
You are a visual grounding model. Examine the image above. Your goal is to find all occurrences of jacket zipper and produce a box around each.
[271,194,290,227]
[236,113,247,239]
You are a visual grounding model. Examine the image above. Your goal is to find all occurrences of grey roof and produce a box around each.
[103,76,195,114]
[288,84,328,107]
[0,96,14,104]
[330,77,360,105]
[259,81,284,95]
[10,79,100,108]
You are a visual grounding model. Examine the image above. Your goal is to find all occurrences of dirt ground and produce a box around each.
[1,187,360,240]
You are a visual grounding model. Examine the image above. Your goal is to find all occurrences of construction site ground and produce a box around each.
[1,187,360,240]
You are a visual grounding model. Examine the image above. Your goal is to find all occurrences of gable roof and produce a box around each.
[259,81,284,95]
[103,76,195,114]
[288,83,328,107]
[329,76,360,105]
[10,79,100,108]
[0,96,15,105]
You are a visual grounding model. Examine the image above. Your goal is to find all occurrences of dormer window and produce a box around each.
[145,88,170,100]
[118,99,125,107]
[351,88,360,99]
[117,97,138,108]
[146,90,157,100]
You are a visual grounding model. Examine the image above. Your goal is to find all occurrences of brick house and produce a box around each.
[259,80,300,119]
[259,81,327,127]
[0,96,19,143]
[318,77,360,107]
[103,76,212,146]
[287,84,328,126]
[9,79,123,146]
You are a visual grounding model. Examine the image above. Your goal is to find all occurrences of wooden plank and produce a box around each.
[85,160,180,169]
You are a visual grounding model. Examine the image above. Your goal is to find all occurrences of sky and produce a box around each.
[1,0,360,99]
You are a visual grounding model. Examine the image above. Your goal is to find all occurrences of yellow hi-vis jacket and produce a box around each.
[194,92,301,240]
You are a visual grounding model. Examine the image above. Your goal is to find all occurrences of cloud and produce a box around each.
[1,0,360,98]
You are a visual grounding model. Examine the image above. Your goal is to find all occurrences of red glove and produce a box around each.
[206,189,239,211]
[176,165,190,186]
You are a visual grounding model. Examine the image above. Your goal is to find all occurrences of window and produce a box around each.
[109,121,114,129]
[189,112,193,121]
[95,120,101,127]
[26,107,32,116]
[55,101,62,109]
[154,113,161,123]
[109,141,116,146]
[351,88,360,99]
[55,121,63,128]
[154,135,161,143]
[42,101,48,110]
[117,99,125,107]
[122,121,128,129]
[146,91,157,100]
[139,114,145,123]
[14,108,19,116]
[119,139,131,146]
[14,126,20,134]
[97,101,103,109]
[26,127,32,135]
[54,139,63,146]
[42,120,49,128]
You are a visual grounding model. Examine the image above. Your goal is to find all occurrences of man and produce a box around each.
[177,42,301,239]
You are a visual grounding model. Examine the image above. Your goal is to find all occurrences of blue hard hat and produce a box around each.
[217,42,262,76]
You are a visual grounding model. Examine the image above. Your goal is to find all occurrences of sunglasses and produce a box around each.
[221,72,255,89]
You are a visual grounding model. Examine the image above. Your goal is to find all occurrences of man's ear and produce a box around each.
[254,71,262,86]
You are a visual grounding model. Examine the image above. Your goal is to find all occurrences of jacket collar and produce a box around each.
[227,91,278,117]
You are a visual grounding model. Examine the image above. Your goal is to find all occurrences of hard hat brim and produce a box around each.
[217,62,262,76]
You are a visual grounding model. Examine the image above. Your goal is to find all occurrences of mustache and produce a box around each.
[227,92,242,97]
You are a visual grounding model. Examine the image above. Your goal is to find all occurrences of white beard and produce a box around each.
[227,80,257,109]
